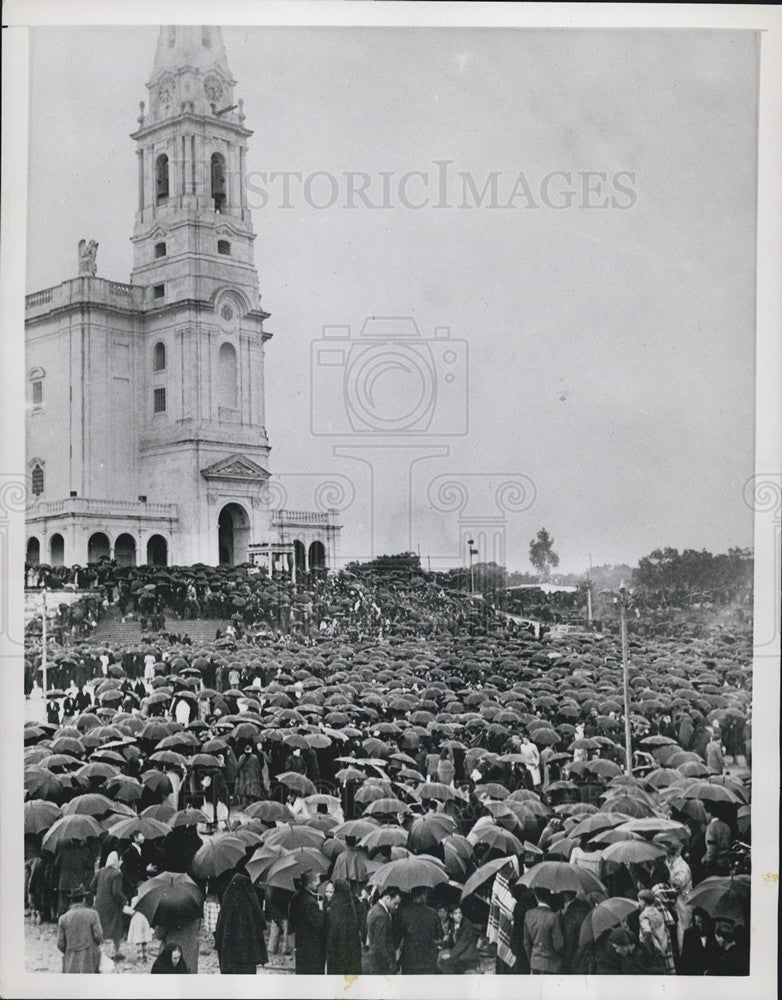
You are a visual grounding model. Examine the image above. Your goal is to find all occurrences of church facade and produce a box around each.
[25,25,339,573]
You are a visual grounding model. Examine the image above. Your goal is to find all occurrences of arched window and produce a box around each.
[211,153,226,212]
[50,533,65,566]
[167,26,176,48]
[218,342,238,409]
[26,538,40,565]
[147,534,168,566]
[217,239,231,256]
[156,154,169,203]
[202,27,211,48]
[155,241,167,258]
[153,342,166,371]
[31,463,44,497]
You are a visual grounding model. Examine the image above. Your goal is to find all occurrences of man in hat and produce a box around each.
[56,884,103,973]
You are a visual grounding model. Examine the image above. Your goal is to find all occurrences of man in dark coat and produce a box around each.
[398,887,441,974]
[214,869,268,974]
[288,871,326,973]
[365,887,401,974]
[523,888,565,974]
[120,831,146,897]
[55,841,96,917]
[326,879,363,975]
[57,885,103,973]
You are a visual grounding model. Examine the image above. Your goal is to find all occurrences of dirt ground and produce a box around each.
[26,915,495,975]
[25,915,294,975]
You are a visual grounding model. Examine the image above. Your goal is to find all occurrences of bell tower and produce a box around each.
[130,24,260,307]
[130,25,273,565]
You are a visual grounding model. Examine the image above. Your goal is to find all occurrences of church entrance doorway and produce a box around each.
[115,533,137,567]
[87,532,110,564]
[309,540,326,571]
[218,503,250,566]
[50,534,64,566]
[147,535,168,566]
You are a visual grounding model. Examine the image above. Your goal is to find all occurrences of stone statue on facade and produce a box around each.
[78,239,99,276]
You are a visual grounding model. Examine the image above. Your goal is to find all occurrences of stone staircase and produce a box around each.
[89,607,236,646]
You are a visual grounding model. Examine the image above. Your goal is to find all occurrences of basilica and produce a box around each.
[25,25,339,574]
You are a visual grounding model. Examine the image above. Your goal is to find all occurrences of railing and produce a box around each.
[25,277,141,311]
[270,508,336,525]
[27,496,178,518]
[25,289,53,308]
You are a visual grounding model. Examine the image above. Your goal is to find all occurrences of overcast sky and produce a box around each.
[25,26,758,572]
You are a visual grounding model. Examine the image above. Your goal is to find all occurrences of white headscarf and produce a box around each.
[106,851,120,868]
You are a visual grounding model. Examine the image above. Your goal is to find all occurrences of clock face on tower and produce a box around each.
[204,75,224,104]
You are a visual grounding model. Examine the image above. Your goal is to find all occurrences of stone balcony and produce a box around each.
[25,276,143,319]
[269,508,340,528]
[27,496,178,522]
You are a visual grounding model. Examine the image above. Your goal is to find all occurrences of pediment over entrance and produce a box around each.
[200,453,270,483]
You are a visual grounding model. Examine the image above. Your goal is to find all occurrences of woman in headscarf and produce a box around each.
[150,942,190,974]
[325,879,362,975]
[214,866,269,974]
[90,850,126,960]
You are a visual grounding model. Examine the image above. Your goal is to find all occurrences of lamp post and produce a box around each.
[467,538,478,594]
[617,583,632,776]
[41,587,48,705]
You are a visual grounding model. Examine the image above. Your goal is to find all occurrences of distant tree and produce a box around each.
[529,528,559,580]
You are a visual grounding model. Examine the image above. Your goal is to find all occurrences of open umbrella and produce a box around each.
[684,875,751,916]
[264,825,326,850]
[246,844,288,883]
[578,897,639,946]
[24,799,61,835]
[363,797,412,818]
[264,848,331,890]
[333,819,379,841]
[407,814,457,853]
[244,801,296,824]
[276,772,317,797]
[133,871,204,926]
[600,840,666,865]
[468,825,523,856]
[108,816,172,841]
[369,856,447,893]
[190,834,247,878]
[41,814,103,852]
[520,861,606,896]
[461,856,517,901]
[170,807,209,828]
[360,826,409,851]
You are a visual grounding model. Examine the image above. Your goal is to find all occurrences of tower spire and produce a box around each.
[147,26,237,121]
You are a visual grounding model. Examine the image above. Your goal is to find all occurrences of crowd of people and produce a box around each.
[24,557,751,976]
